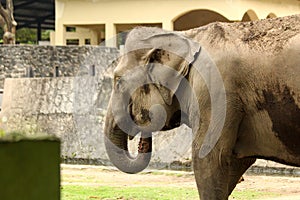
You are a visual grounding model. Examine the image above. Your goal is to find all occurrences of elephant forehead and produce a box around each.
[131,84,164,105]
[125,27,201,64]
[125,35,189,60]
[114,53,147,76]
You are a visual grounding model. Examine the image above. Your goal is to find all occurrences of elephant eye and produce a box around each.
[150,49,163,63]
[114,76,121,83]
[114,76,122,88]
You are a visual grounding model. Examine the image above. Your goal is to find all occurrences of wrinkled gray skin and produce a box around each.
[104,15,300,199]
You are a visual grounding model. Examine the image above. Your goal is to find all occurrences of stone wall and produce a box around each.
[0,77,111,162]
[0,45,119,88]
[0,77,192,168]
[0,45,119,164]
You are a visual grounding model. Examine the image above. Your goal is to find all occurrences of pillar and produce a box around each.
[163,21,174,31]
[105,23,117,47]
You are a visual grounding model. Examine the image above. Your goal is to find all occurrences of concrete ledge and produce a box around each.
[61,157,300,177]
[0,134,60,200]
[247,166,300,177]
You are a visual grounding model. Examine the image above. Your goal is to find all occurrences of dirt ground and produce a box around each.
[61,164,300,200]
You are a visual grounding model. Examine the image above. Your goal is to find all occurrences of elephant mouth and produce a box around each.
[140,109,152,124]
[137,133,152,153]
[129,102,152,128]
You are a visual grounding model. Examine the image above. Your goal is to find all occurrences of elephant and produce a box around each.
[104,14,300,199]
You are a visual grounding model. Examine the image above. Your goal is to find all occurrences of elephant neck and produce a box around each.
[175,71,200,129]
[178,47,213,131]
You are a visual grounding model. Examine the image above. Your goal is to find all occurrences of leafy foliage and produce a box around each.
[16,28,37,44]
[0,27,51,44]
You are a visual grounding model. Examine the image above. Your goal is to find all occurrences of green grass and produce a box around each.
[61,185,198,200]
[61,167,279,200]
[232,190,278,200]
[61,185,278,200]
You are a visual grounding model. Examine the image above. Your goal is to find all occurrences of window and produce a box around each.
[66,26,76,32]
[85,38,91,45]
[66,39,79,45]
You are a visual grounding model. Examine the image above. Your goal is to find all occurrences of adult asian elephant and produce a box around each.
[104,15,300,199]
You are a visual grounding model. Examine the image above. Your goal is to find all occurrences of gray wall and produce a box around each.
[0,45,119,163]
[1,77,111,163]
[0,77,192,168]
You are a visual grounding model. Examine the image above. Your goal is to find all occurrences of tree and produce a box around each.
[16,28,37,44]
[0,0,17,44]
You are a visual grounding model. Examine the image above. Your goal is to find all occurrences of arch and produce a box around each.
[242,9,259,22]
[173,9,230,31]
[266,12,277,19]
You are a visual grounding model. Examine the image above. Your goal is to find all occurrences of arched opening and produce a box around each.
[115,23,162,48]
[266,13,277,19]
[173,9,230,31]
[242,10,259,22]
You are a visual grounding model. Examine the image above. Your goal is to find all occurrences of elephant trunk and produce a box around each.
[104,104,152,174]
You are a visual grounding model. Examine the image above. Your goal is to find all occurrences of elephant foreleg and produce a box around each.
[192,104,245,199]
[227,157,256,195]
[193,151,255,199]
[193,147,231,200]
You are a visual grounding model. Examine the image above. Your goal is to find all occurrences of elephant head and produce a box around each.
[104,27,201,173]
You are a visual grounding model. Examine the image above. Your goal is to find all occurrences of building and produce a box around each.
[53,0,300,47]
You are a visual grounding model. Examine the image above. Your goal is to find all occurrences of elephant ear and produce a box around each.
[143,32,201,105]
